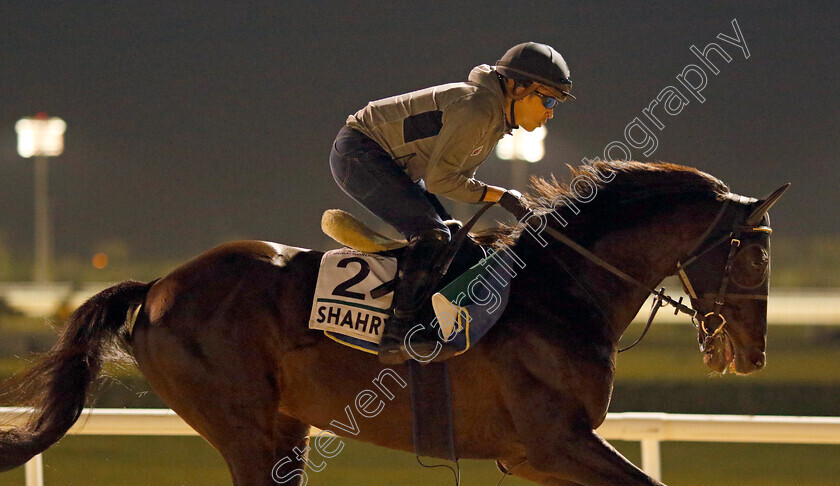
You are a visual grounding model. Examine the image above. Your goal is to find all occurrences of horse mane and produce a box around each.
[473,160,730,247]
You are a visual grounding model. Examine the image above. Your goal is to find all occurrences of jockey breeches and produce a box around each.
[329,125,452,241]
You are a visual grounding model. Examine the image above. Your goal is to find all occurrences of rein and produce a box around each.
[533,196,764,352]
[437,194,768,353]
[540,223,703,352]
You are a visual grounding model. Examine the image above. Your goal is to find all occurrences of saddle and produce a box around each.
[318,209,521,464]
[313,209,517,357]
[321,209,409,253]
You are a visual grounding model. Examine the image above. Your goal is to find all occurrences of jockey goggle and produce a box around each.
[533,89,572,109]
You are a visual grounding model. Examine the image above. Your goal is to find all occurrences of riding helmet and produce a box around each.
[495,42,573,96]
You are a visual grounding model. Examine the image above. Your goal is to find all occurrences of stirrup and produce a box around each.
[378,338,411,364]
[403,339,458,364]
[378,312,415,364]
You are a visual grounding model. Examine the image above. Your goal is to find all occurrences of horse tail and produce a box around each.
[0,280,152,471]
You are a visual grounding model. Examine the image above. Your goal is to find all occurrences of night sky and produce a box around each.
[0,1,837,261]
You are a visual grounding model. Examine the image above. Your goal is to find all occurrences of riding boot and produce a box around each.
[378,229,453,364]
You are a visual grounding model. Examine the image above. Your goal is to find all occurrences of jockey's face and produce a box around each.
[509,82,565,132]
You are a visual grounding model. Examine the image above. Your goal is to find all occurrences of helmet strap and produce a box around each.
[509,99,518,128]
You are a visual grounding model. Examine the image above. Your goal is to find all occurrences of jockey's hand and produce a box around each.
[498,190,531,221]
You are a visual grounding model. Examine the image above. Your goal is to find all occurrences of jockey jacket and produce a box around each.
[346,64,511,204]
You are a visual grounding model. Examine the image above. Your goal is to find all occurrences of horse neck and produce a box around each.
[528,197,722,345]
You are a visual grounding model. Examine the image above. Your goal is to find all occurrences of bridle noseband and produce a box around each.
[675,195,772,348]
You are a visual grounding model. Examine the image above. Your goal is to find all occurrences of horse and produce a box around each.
[0,161,788,485]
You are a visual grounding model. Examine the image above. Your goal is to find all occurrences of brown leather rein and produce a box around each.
[536,195,771,352]
[436,194,770,353]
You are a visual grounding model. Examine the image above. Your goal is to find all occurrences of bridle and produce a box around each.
[537,193,772,352]
[674,195,772,347]
[436,190,776,354]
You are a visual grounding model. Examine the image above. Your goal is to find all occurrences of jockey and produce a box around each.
[329,42,574,364]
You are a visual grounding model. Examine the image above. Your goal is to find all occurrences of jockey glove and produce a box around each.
[499,190,531,221]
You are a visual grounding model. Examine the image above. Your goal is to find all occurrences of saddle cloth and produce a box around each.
[308,247,521,355]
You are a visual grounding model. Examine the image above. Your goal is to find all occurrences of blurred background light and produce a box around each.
[15,114,67,158]
[495,126,546,163]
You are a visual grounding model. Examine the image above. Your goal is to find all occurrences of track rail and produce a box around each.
[3,408,840,484]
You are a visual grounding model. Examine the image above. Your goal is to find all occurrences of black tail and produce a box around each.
[0,280,152,471]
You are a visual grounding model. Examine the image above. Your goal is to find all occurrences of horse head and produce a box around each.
[677,183,790,374]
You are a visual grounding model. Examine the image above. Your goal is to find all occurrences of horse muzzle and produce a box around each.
[702,329,765,375]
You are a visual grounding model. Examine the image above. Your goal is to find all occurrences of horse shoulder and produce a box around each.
[493,324,616,425]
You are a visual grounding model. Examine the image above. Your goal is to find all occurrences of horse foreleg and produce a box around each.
[555,428,664,486]
[501,383,663,485]
[498,458,585,486]
[514,421,664,486]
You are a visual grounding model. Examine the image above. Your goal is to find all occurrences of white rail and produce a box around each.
[2,408,840,484]
[4,283,840,325]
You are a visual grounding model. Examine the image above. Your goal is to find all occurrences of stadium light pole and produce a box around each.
[495,125,546,191]
[15,113,67,282]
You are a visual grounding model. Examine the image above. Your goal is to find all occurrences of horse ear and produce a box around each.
[746,183,791,225]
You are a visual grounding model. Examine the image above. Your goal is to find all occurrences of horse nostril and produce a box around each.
[751,353,765,369]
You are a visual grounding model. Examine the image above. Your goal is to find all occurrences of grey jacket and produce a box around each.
[346,64,510,203]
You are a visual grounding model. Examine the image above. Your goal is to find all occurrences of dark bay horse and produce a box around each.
[0,162,788,485]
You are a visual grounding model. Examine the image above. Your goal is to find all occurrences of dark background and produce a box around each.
[0,1,837,260]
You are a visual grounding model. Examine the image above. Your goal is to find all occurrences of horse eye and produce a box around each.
[751,260,767,270]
